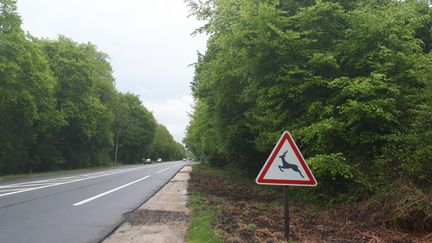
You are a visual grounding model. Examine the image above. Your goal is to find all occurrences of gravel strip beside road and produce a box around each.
[103,166,192,243]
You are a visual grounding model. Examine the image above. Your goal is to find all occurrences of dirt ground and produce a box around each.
[189,167,432,243]
[103,166,192,243]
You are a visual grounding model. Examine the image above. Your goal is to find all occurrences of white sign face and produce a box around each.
[256,131,317,186]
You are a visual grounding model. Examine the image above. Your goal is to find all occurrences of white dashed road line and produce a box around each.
[156,168,170,174]
[73,175,151,206]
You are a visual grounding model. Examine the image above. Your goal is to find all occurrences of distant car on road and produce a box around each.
[182,158,186,161]
[157,158,162,162]
[143,158,152,164]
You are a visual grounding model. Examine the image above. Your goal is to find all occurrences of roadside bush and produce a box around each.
[309,153,355,181]
[350,178,432,233]
[390,179,432,232]
[305,153,372,202]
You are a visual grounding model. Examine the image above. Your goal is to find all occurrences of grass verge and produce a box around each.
[187,190,223,243]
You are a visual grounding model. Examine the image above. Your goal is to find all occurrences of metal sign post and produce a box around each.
[284,186,289,242]
[256,131,318,242]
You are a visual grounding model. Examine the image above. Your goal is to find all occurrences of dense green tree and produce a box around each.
[150,124,186,161]
[184,100,227,166]
[38,37,117,168]
[0,0,59,173]
[113,93,157,163]
[185,0,432,196]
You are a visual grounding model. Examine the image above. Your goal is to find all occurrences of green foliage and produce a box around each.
[150,124,185,161]
[309,153,354,181]
[0,1,181,174]
[0,0,59,173]
[185,0,432,201]
[184,101,227,167]
[38,36,117,168]
[113,93,157,163]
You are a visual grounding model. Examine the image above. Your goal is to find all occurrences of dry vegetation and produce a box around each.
[189,166,432,243]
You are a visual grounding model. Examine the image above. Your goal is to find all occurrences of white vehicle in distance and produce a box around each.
[143,158,151,164]
[157,158,162,162]
[182,158,186,161]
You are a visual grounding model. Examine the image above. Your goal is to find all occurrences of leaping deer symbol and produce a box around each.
[278,150,304,178]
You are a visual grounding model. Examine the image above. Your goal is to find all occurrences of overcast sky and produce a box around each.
[16,0,207,143]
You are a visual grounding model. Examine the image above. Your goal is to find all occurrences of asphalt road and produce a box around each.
[0,161,187,243]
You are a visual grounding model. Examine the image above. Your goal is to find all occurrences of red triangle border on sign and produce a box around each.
[256,131,317,186]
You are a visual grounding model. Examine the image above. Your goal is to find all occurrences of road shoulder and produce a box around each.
[103,166,191,243]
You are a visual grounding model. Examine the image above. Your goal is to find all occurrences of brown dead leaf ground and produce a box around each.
[189,166,432,243]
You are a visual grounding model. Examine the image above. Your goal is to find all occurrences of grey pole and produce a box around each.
[283,186,289,242]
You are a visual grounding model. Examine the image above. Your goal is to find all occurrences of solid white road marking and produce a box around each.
[73,175,151,206]
[156,168,170,174]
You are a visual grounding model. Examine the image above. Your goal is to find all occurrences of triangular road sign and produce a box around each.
[256,131,317,186]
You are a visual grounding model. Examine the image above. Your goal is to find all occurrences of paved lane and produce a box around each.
[0,161,186,243]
